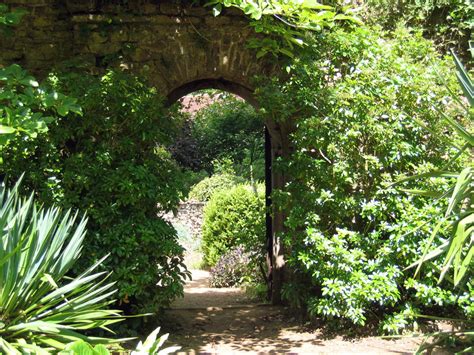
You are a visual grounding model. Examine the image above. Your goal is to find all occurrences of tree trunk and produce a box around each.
[265,120,293,305]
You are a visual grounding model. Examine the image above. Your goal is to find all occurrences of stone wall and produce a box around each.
[0,0,278,100]
[163,200,206,268]
[163,200,206,242]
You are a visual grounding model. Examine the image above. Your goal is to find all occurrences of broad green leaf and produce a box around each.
[0,124,16,134]
[301,0,332,10]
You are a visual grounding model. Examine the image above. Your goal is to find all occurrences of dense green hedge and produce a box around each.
[201,184,265,266]
[1,70,189,315]
[256,25,471,332]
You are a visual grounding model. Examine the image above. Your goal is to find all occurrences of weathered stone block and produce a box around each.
[183,6,210,17]
[25,43,59,61]
[204,16,231,26]
[0,50,23,61]
[5,0,53,6]
[110,28,129,43]
[139,3,160,15]
[130,48,152,62]
[160,3,181,15]
[31,16,53,28]
[65,0,99,13]
[150,15,185,25]
[87,40,121,56]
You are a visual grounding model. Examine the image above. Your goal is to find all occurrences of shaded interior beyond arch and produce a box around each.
[166,79,257,107]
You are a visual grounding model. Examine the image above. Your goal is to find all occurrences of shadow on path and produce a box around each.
[162,270,420,354]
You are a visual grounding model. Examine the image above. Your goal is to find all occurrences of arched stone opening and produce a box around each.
[166,78,258,108]
[166,80,276,301]
[0,0,289,305]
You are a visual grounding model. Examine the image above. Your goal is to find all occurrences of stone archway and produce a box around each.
[0,0,289,304]
[166,78,257,107]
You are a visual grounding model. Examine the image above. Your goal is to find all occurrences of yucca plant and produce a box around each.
[59,327,180,355]
[0,179,128,354]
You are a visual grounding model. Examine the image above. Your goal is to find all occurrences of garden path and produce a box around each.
[163,270,424,354]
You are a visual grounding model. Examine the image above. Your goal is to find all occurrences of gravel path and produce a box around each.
[171,270,254,309]
[162,270,425,354]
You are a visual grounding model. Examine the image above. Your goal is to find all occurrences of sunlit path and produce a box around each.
[172,270,254,309]
[164,270,422,354]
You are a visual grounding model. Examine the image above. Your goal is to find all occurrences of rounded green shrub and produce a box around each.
[188,173,244,202]
[201,184,265,266]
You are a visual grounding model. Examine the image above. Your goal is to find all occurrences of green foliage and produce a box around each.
[399,49,473,285]
[188,173,245,202]
[363,0,474,56]
[0,180,126,354]
[1,69,189,315]
[0,5,80,152]
[60,342,110,355]
[257,25,470,331]
[61,327,180,355]
[201,184,265,266]
[131,327,180,355]
[205,0,361,58]
[180,169,208,197]
[0,4,27,34]
[0,64,81,150]
[192,96,264,180]
[397,50,473,353]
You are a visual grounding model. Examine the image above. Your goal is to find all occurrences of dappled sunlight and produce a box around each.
[172,270,254,309]
[164,270,421,354]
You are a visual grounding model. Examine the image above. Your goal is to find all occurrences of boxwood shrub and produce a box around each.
[201,184,265,267]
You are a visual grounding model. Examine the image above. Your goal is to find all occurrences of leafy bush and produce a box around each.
[398,51,473,353]
[401,51,473,287]
[362,0,473,57]
[210,246,255,287]
[201,184,265,266]
[257,25,469,331]
[0,180,124,353]
[0,4,27,37]
[0,64,81,151]
[188,173,244,202]
[1,69,189,315]
[180,169,208,197]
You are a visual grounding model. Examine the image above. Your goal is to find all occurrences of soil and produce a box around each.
[162,270,427,354]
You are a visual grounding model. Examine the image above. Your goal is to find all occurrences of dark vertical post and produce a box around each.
[264,126,273,300]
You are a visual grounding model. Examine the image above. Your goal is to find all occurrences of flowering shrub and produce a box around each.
[258,25,468,332]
